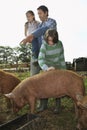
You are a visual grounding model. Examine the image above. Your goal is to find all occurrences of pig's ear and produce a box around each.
[4,93,14,99]
[76,94,83,101]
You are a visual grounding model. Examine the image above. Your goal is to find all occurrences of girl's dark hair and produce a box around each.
[26,10,35,20]
[44,29,59,43]
[37,5,49,16]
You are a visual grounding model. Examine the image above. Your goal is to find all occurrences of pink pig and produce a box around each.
[5,69,87,130]
[0,69,20,94]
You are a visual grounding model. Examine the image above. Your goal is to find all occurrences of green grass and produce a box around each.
[84,78,87,94]
[14,71,30,81]
[84,78,87,87]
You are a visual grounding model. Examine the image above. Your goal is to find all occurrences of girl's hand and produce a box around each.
[47,67,55,71]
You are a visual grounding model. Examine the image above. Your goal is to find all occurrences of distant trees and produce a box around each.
[0,44,31,64]
[18,44,31,63]
[0,46,13,64]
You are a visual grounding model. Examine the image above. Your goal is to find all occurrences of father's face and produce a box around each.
[37,9,48,21]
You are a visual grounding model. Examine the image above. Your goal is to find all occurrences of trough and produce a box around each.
[0,113,46,130]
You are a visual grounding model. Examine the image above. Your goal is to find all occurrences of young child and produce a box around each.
[24,10,40,75]
[38,29,66,71]
[38,29,66,113]
[25,10,40,36]
[24,10,40,61]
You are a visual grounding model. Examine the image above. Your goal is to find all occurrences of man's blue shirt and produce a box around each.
[31,18,57,58]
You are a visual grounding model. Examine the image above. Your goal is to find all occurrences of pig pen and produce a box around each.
[0,96,46,130]
[0,113,46,130]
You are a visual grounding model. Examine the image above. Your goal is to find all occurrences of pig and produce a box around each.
[0,69,21,108]
[4,69,87,130]
[76,95,87,130]
[0,69,21,94]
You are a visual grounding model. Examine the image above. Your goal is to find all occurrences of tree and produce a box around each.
[0,44,31,64]
[0,46,13,64]
[18,44,31,63]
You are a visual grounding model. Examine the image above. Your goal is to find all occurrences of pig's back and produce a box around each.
[13,69,85,99]
[29,70,85,98]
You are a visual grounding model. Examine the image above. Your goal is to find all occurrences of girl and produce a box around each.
[38,29,66,71]
[24,10,40,76]
[25,10,40,36]
[38,29,66,113]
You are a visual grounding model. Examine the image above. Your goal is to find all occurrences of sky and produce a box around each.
[0,0,87,62]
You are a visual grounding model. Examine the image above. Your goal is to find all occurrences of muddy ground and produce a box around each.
[0,96,77,130]
[38,98,77,130]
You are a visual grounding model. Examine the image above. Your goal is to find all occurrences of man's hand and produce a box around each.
[20,34,34,45]
[47,67,55,71]
[20,39,28,45]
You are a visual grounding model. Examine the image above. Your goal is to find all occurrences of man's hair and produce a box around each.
[44,29,59,43]
[37,5,49,16]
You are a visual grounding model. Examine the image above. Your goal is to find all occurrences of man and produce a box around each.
[20,5,60,113]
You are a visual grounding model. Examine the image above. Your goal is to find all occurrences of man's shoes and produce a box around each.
[37,99,48,112]
[54,98,61,114]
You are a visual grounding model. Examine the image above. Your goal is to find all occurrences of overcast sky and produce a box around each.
[0,0,87,62]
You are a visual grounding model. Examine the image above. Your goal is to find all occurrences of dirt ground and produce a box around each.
[38,104,77,130]
[0,96,77,130]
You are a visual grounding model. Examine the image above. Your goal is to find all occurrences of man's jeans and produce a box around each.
[30,26,49,75]
[30,56,41,76]
[32,26,49,58]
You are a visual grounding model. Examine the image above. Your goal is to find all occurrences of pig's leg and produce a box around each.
[74,103,78,119]
[76,123,82,130]
[28,96,36,113]
[74,103,81,130]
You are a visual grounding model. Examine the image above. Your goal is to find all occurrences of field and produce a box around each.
[0,70,87,130]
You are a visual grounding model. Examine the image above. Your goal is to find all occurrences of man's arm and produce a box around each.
[32,19,57,38]
[20,26,48,45]
[20,18,57,45]
[20,34,34,44]
[32,26,49,38]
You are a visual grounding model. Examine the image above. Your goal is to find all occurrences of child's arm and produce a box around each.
[38,43,48,71]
